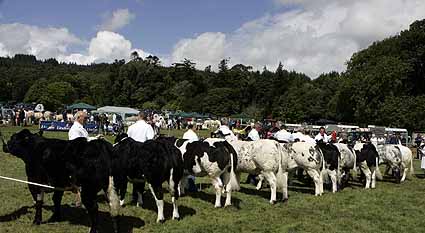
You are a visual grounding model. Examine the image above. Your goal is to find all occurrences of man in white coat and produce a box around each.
[127,112,155,143]
[183,124,199,141]
[69,111,89,140]
[214,118,237,140]
[247,123,261,141]
[314,127,330,143]
[126,111,155,205]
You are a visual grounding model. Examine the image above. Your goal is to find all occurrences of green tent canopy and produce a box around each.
[67,102,96,111]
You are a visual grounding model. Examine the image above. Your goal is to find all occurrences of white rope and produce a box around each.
[0,175,56,189]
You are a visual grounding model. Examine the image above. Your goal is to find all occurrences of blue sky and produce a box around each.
[0,0,281,55]
[0,0,423,77]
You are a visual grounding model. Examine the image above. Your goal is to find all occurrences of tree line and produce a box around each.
[1,20,425,131]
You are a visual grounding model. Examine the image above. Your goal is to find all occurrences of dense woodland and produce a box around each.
[1,20,425,131]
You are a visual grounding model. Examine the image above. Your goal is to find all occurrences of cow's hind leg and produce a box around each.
[148,184,165,223]
[256,174,265,190]
[48,191,64,222]
[34,191,44,225]
[360,162,371,189]
[282,171,289,201]
[211,177,223,208]
[81,188,99,233]
[169,168,180,220]
[329,169,338,193]
[371,166,377,189]
[306,169,322,196]
[262,171,277,204]
[222,171,233,207]
[400,166,407,182]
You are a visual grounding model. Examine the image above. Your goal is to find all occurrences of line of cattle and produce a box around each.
[0,129,414,233]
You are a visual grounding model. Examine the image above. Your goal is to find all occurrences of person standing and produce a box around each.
[214,118,237,140]
[183,124,199,141]
[68,111,90,207]
[68,111,89,140]
[247,123,261,141]
[126,112,155,205]
[314,126,330,143]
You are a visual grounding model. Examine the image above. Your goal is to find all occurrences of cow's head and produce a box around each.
[3,129,38,160]
[183,141,209,174]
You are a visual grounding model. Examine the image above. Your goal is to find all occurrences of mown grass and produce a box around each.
[0,126,424,233]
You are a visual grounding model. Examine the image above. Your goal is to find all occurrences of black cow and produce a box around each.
[1,129,119,233]
[354,142,379,188]
[112,134,184,223]
[315,141,340,193]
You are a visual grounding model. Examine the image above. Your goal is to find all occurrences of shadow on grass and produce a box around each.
[140,192,198,219]
[0,204,145,233]
[185,190,242,209]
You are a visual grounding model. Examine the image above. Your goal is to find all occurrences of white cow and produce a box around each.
[333,143,356,188]
[256,141,325,197]
[375,144,414,182]
[227,139,288,204]
[284,142,324,196]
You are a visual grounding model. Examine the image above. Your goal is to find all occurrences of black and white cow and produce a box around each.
[1,129,120,233]
[112,134,184,223]
[353,142,379,188]
[164,137,239,207]
[374,144,414,183]
[315,141,340,193]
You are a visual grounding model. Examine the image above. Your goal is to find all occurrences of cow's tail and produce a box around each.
[409,152,415,177]
[107,176,120,217]
[375,157,383,180]
[276,143,286,189]
[224,141,240,191]
[351,148,358,178]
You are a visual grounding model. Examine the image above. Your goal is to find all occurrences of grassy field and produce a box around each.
[0,126,425,233]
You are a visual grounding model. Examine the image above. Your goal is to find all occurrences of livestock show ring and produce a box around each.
[0,124,422,233]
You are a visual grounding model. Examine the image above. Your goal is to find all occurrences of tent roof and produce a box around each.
[67,102,96,110]
[97,106,139,115]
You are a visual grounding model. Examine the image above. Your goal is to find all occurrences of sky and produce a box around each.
[0,0,424,78]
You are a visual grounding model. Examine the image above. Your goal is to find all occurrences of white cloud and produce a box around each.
[171,32,226,69]
[99,8,135,32]
[0,42,8,57]
[58,31,150,64]
[0,23,81,59]
[0,23,149,65]
[172,0,425,77]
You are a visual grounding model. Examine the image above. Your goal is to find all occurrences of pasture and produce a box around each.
[0,126,424,233]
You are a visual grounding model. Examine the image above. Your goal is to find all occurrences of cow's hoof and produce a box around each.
[173,216,181,221]
[89,227,98,233]
[282,198,289,203]
[214,205,222,208]
[270,200,276,205]
[224,203,232,208]
[158,219,166,224]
